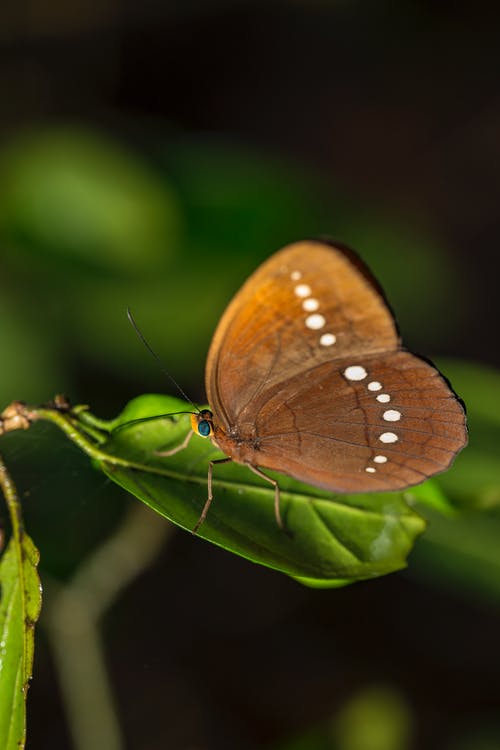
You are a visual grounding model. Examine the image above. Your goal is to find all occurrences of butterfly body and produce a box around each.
[201,241,467,494]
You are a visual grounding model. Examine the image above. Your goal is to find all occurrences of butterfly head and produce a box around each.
[191,409,215,439]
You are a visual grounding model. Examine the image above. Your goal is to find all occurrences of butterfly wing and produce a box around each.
[206,240,399,428]
[206,240,467,491]
[248,350,467,492]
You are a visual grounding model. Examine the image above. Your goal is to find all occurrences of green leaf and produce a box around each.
[406,480,457,516]
[0,533,41,750]
[98,394,426,586]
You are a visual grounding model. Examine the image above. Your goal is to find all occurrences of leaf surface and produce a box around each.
[99,395,426,585]
[0,533,41,750]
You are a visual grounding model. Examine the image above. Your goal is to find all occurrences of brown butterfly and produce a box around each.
[162,240,467,532]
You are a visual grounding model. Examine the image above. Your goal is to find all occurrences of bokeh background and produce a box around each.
[1,2,500,749]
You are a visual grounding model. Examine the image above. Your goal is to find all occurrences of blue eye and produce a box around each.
[198,420,211,437]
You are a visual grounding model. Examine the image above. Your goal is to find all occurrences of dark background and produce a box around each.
[1,2,500,749]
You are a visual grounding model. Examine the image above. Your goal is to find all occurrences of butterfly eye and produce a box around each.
[190,410,214,438]
[197,419,212,438]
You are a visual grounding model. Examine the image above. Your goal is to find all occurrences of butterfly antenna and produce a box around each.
[126,307,201,413]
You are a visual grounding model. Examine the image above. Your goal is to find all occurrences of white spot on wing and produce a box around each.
[383,409,401,422]
[365,467,376,473]
[291,271,302,281]
[379,432,398,443]
[294,284,311,298]
[368,381,382,391]
[374,455,388,463]
[377,394,391,403]
[344,365,368,381]
[305,313,326,330]
[302,298,319,311]
[320,333,336,346]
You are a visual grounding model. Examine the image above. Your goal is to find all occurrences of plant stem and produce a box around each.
[0,455,24,541]
[42,503,173,750]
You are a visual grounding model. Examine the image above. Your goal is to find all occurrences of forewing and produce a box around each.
[206,240,399,429]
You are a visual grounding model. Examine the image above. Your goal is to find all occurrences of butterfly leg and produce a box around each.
[245,464,284,530]
[155,429,194,457]
[192,456,233,534]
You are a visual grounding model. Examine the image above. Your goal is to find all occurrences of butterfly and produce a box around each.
[163,240,467,532]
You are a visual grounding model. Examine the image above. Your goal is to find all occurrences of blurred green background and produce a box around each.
[1,2,500,749]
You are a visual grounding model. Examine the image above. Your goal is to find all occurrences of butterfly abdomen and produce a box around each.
[212,423,264,465]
